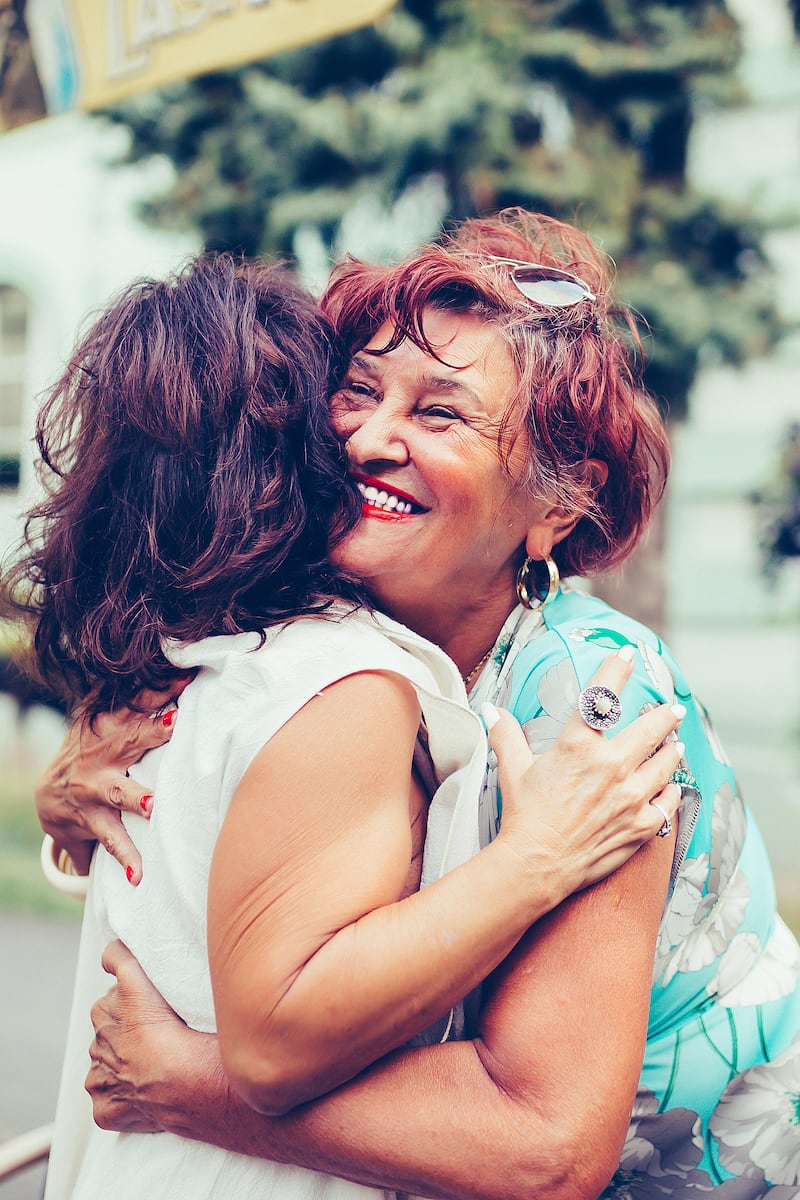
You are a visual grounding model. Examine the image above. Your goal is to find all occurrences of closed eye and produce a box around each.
[344,382,376,396]
[331,382,380,412]
[419,406,463,423]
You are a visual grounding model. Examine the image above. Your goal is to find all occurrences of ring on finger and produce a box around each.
[651,801,673,838]
[578,684,622,732]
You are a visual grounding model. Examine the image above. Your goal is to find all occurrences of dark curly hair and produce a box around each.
[2,255,363,715]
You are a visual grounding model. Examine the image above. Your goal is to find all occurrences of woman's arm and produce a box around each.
[208,654,681,1114]
[88,646,681,1198]
[36,652,677,885]
[90,829,672,1200]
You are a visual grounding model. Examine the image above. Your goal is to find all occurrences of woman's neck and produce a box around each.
[379,589,519,680]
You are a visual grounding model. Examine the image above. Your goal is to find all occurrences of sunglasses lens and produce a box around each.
[511,272,590,307]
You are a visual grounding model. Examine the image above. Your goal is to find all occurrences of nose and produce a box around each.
[343,404,410,468]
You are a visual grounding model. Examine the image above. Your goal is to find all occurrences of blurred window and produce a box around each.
[0,285,28,491]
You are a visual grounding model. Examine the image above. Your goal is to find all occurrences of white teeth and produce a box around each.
[357,481,415,514]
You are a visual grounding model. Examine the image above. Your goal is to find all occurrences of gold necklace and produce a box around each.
[462,646,494,689]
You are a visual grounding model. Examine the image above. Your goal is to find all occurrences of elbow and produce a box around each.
[224,1057,307,1117]
[495,1150,615,1200]
[220,1035,328,1117]
[216,985,328,1115]
[483,1107,622,1200]
[512,1154,617,1200]
[470,1043,626,1200]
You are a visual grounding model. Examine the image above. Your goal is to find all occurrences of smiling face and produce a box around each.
[330,309,565,658]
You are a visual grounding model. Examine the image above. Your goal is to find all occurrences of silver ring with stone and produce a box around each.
[578,684,622,732]
[651,801,673,838]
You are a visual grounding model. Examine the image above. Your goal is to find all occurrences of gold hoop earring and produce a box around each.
[516,555,559,610]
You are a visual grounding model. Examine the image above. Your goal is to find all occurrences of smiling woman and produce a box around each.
[314,211,800,1193]
[329,310,548,660]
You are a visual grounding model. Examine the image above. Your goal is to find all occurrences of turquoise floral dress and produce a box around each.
[469,587,800,1197]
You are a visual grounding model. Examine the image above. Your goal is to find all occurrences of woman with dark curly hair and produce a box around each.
[6,250,680,1200]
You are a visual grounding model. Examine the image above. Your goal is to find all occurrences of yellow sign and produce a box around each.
[21,0,397,115]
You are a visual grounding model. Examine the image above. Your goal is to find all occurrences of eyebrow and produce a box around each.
[348,354,483,406]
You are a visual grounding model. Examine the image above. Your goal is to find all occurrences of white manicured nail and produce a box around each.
[672,704,687,720]
[617,644,635,662]
[481,702,501,730]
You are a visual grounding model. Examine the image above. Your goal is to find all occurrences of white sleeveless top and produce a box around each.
[45,607,487,1200]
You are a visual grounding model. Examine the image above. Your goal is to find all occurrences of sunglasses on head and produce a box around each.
[484,257,597,308]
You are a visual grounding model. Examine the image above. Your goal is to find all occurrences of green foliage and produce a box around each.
[0,767,80,917]
[752,422,800,578]
[100,0,787,415]
[0,454,20,490]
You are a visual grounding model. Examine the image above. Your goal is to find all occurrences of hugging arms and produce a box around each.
[40,645,681,1200]
[23,209,800,1199]
[10,239,684,1200]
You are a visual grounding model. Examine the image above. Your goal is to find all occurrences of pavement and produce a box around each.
[0,913,81,1200]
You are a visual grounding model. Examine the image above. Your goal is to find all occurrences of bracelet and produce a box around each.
[40,835,89,900]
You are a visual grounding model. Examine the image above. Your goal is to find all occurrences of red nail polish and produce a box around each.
[162,709,175,728]
[126,864,135,883]
[140,793,153,814]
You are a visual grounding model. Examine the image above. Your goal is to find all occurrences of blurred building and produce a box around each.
[0,112,196,556]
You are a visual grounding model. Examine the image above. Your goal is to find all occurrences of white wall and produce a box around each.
[0,111,196,550]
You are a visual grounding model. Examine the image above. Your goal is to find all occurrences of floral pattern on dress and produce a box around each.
[708,1036,800,1186]
[711,919,800,1008]
[653,784,749,989]
[707,784,747,906]
[636,638,676,702]
[696,698,734,769]
[600,1090,715,1197]
[520,656,580,750]
[495,590,800,1195]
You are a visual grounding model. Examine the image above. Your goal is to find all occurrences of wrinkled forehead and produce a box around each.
[341,311,533,475]
[355,309,521,403]
[361,306,520,383]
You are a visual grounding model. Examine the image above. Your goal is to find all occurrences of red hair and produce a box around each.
[323,209,670,577]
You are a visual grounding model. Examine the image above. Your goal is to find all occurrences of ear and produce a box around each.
[525,507,580,560]
[525,459,608,559]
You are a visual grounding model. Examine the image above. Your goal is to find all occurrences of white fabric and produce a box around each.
[44,607,486,1200]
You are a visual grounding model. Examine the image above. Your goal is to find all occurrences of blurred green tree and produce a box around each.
[753,423,800,578]
[102,0,784,422]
